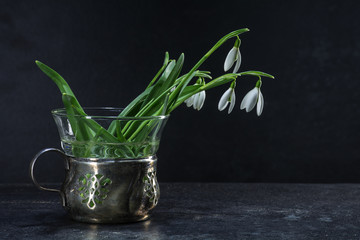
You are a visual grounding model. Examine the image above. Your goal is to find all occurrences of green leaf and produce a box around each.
[161,54,184,91]
[141,54,183,111]
[146,52,170,88]
[239,71,275,79]
[161,93,170,116]
[200,74,237,91]
[62,94,92,141]
[195,71,212,79]
[36,61,92,142]
[115,120,127,142]
[175,85,202,103]
[63,94,119,143]
[167,71,197,111]
[131,93,170,142]
[107,86,154,134]
[35,61,81,107]
[139,60,176,110]
[120,54,184,135]
[121,86,154,116]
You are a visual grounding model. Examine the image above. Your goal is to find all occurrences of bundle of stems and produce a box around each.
[36,28,274,158]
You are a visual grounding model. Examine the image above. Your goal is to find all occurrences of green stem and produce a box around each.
[83,127,104,157]
[188,29,249,75]
[146,52,170,88]
[166,28,250,113]
[115,120,126,142]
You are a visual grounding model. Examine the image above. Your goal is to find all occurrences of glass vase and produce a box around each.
[30,107,169,223]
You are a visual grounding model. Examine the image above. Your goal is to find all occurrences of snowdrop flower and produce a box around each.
[185,91,206,111]
[193,90,206,110]
[218,81,236,114]
[224,37,241,73]
[240,80,264,116]
[184,78,206,111]
[184,95,194,107]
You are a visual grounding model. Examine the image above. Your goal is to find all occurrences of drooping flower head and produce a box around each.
[218,81,236,114]
[240,79,264,116]
[184,78,206,111]
[224,37,241,73]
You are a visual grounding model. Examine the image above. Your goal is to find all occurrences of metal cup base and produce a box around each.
[62,156,160,224]
[30,149,160,224]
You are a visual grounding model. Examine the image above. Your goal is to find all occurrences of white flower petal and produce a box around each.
[197,91,206,110]
[232,49,241,73]
[193,91,206,111]
[240,88,258,112]
[224,47,237,72]
[218,88,232,111]
[256,90,264,116]
[228,89,236,114]
[219,100,229,111]
[185,95,194,107]
[193,93,200,110]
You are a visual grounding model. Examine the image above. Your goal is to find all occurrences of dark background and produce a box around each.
[1,0,360,183]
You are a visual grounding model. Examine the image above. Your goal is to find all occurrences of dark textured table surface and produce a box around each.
[1,183,360,240]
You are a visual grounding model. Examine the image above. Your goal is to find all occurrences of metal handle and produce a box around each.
[29,148,68,204]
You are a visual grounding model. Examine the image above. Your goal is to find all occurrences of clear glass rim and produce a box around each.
[51,107,170,120]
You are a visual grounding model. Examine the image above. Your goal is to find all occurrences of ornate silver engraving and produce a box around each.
[143,167,159,206]
[78,173,112,209]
